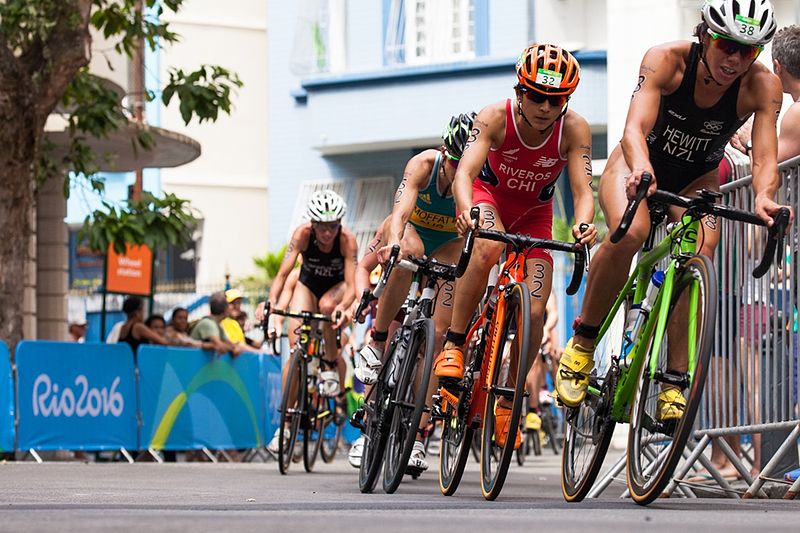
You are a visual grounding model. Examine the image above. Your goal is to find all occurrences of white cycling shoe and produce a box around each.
[407,440,428,472]
[318,370,341,397]
[267,428,288,454]
[348,435,364,468]
[354,344,383,385]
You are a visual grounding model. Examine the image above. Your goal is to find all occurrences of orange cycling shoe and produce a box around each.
[433,347,464,379]
[493,403,522,450]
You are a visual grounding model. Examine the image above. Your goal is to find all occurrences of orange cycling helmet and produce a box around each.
[516,43,580,96]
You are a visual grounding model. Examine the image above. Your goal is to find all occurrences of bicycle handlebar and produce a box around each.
[611,172,791,279]
[455,207,481,278]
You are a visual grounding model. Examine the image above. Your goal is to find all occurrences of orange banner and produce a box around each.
[106,244,153,296]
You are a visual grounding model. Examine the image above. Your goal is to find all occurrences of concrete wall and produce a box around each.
[159,0,269,285]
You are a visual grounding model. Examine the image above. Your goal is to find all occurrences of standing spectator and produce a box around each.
[117,296,169,352]
[165,307,203,347]
[221,289,258,354]
[68,320,87,343]
[190,291,235,354]
[771,25,800,161]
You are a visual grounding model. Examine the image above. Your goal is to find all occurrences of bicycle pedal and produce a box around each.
[350,408,366,431]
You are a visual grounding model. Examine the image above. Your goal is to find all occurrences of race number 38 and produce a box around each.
[735,14,760,36]
[535,68,562,88]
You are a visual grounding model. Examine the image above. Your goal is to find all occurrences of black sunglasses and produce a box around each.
[519,87,569,107]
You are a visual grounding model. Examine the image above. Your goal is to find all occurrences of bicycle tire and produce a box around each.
[480,282,530,500]
[278,352,306,475]
[358,339,399,493]
[516,404,527,467]
[319,398,343,463]
[303,390,324,472]
[383,319,435,493]
[626,255,716,505]
[543,408,561,455]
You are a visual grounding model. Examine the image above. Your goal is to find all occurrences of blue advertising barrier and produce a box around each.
[0,342,14,452]
[261,354,282,441]
[139,346,263,450]
[16,341,137,451]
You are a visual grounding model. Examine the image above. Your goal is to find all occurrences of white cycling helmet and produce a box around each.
[702,0,777,45]
[306,189,346,222]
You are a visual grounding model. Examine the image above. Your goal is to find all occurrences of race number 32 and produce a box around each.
[535,68,562,88]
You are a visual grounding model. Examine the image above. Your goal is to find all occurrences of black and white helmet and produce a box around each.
[702,0,777,45]
[306,189,346,222]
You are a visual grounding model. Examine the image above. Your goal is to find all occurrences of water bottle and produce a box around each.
[620,271,664,365]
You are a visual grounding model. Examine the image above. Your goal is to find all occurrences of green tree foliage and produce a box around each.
[254,245,291,281]
[0,0,241,349]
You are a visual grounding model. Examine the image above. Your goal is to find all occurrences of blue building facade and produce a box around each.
[267,0,607,250]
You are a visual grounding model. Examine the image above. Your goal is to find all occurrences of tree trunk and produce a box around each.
[0,119,39,354]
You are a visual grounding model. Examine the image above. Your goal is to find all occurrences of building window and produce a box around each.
[290,0,346,75]
[385,0,477,66]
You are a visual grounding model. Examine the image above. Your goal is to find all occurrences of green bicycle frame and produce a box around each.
[591,214,702,423]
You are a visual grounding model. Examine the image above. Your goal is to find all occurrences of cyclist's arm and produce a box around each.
[268,226,307,308]
[563,112,596,245]
[387,154,430,247]
[337,230,360,319]
[748,69,786,225]
[453,104,503,229]
[621,46,676,191]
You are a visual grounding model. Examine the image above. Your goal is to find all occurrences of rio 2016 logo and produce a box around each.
[32,374,124,418]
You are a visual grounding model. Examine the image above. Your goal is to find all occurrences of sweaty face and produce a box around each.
[704,33,761,84]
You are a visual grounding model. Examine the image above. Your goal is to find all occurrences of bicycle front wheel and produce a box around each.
[303,390,324,472]
[480,282,530,500]
[278,352,306,475]
[319,397,343,463]
[383,319,435,493]
[627,255,716,505]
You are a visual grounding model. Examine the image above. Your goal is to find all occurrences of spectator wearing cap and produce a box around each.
[189,291,236,354]
[221,289,259,354]
[68,320,87,343]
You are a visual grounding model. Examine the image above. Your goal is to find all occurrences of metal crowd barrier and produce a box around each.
[589,154,800,500]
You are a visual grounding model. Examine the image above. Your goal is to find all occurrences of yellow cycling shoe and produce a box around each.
[525,411,542,431]
[657,387,686,421]
[554,338,595,408]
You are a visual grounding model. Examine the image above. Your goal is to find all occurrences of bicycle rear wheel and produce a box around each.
[439,330,481,496]
[278,352,306,475]
[480,282,530,500]
[383,319,435,493]
[627,255,716,505]
[303,390,324,472]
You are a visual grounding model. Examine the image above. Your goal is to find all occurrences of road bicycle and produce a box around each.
[561,172,789,505]
[434,208,588,500]
[351,246,459,493]
[263,306,342,475]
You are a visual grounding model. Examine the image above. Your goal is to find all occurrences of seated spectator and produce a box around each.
[221,289,259,354]
[118,296,169,352]
[190,291,236,354]
[145,314,167,337]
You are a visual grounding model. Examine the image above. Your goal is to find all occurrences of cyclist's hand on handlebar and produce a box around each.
[572,223,597,247]
[755,193,793,230]
[332,305,348,329]
[255,301,267,322]
[625,169,657,200]
[456,207,481,235]
[377,243,400,264]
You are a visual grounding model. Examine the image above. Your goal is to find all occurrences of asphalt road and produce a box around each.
[1,450,798,532]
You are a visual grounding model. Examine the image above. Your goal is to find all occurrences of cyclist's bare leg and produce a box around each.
[416,238,461,437]
[319,281,347,386]
[370,224,425,349]
[665,170,720,376]
[574,146,652,347]
[442,204,505,350]
[526,356,545,410]
[499,257,551,409]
